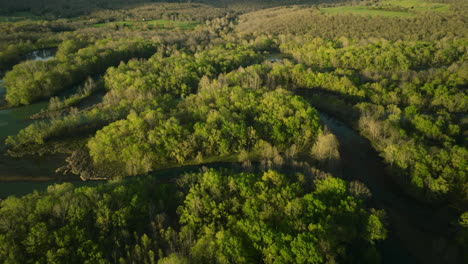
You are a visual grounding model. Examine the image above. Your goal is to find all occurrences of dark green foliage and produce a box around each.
[0,41,47,72]
[83,3,231,23]
[5,105,129,154]
[458,212,468,261]
[0,1,342,17]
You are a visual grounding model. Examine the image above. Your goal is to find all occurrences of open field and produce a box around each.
[321,0,450,17]
[383,0,450,12]
[321,5,415,17]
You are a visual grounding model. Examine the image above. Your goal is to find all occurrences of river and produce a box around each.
[0,52,463,263]
[0,49,85,198]
[24,48,56,61]
[319,112,461,264]
[272,52,462,263]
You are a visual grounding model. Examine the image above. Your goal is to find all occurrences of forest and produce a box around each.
[0,0,466,263]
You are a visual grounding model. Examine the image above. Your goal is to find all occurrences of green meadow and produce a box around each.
[383,0,450,12]
[321,0,450,17]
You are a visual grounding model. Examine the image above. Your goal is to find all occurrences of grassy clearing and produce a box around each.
[321,5,414,17]
[92,19,199,30]
[321,0,450,17]
[382,0,450,12]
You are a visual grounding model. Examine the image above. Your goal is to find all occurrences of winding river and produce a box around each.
[0,49,85,197]
[0,52,462,263]
[319,112,461,264]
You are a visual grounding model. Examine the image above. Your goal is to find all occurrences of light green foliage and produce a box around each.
[0,179,179,264]
[236,5,467,41]
[5,44,262,154]
[366,214,388,241]
[47,77,100,112]
[278,35,467,205]
[282,38,466,71]
[3,39,158,106]
[158,254,189,264]
[103,44,262,106]
[55,39,89,60]
[88,85,320,176]
[0,169,384,263]
[357,102,467,201]
[178,169,386,263]
[0,2,467,262]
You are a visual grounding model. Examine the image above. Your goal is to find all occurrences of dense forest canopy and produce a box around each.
[0,169,387,263]
[0,0,467,263]
[0,0,345,16]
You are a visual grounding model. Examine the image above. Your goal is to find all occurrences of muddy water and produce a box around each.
[319,112,461,264]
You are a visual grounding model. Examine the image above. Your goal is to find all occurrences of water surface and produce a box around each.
[319,112,461,264]
[0,49,82,196]
[0,79,74,189]
[24,48,56,62]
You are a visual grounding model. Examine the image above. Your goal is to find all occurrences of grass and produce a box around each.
[321,5,415,17]
[92,19,199,30]
[382,0,450,12]
[321,0,450,17]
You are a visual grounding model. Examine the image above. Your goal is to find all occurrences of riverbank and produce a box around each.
[0,49,71,186]
[320,112,462,264]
